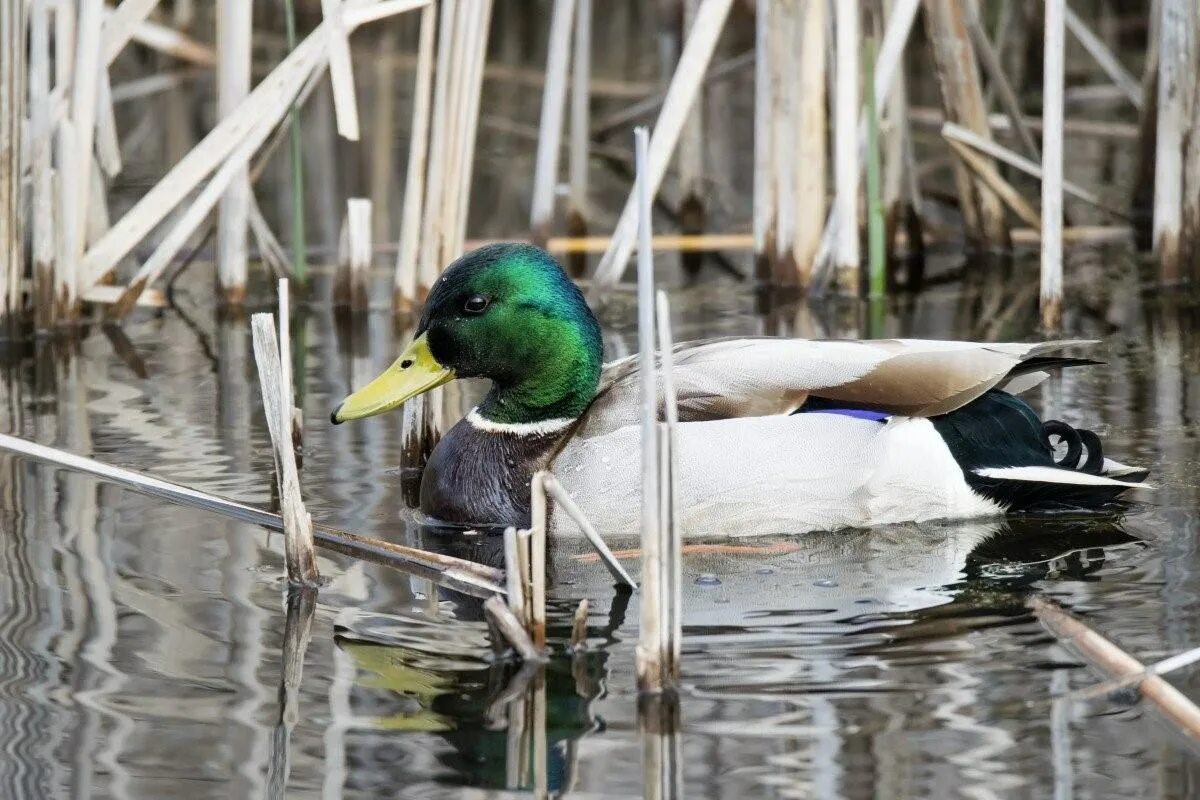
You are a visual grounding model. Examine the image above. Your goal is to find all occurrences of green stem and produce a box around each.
[284,0,307,283]
[865,39,886,300]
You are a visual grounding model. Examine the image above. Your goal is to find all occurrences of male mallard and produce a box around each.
[331,243,1147,538]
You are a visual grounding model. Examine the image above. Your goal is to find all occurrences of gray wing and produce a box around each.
[575,337,1094,439]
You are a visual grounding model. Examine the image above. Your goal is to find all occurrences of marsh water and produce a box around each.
[4,2,1198,797]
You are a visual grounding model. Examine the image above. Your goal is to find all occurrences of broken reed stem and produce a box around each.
[0,431,504,595]
[590,0,734,296]
[68,0,103,284]
[516,529,533,629]
[1063,4,1142,110]
[541,474,637,588]
[394,0,435,311]
[321,0,360,140]
[0,0,23,333]
[941,122,1128,219]
[767,0,794,283]
[832,0,860,288]
[283,0,307,282]
[484,596,541,662]
[793,0,826,284]
[1030,597,1200,746]
[570,598,589,650]
[251,315,320,585]
[530,473,548,651]
[504,526,526,622]
[336,198,372,308]
[677,0,705,238]
[964,0,1040,161]
[752,0,774,268]
[865,40,886,299]
[655,290,681,685]
[1153,0,1196,282]
[29,0,54,330]
[1041,0,1066,329]
[567,0,592,231]
[530,0,576,244]
[946,138,1041,229]
[216,0,253,305]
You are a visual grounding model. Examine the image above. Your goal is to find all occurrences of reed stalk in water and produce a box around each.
[1041,0,1066,329]
[283,0,308,282]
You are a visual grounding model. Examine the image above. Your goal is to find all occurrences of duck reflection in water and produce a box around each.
[321,514,1138,792]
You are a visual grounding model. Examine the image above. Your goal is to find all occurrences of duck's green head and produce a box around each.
[331,244,603,427]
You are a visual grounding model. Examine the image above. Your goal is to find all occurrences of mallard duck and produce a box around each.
[331,243,1148,538]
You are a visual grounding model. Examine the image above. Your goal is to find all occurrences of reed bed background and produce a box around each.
[0,0,1191,336]
[1,0,1200,795]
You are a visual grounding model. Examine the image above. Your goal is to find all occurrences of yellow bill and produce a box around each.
[330,334,454,423]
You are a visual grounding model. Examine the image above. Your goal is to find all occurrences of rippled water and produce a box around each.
[1,257,1199,798]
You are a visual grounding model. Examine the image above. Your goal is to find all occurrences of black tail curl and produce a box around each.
[1042,420,1104,474]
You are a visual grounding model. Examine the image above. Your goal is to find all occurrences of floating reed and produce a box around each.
[590,0,734,296]
[1030,597,1200,747]
[0,431,505,596]
[1041,0,1066,329]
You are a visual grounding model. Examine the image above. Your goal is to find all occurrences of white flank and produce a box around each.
[466,408,574,436]
[974,466,1150,489]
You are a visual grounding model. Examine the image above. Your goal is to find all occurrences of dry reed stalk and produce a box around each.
[1153,0,1196,281]
[923,0,1008,249]
[946,138,1041,229]
[655,290,681,684]
[252,315,320,585]
[591,50,752,138]
[83,1,428,297]
[277,280,296,442]
[907,106,1141,140]
[0,0,23,332]
[530,472,548,650]
[752,0,775,274]
[808,0,919,294]
[1184,61,1200,280]
[941,122,1126,218]
[248,195,293,279]
[321,0,360,140]
[102,0,162,65]
[633,127,665,693]
[590,0,734,296]
[964,1,1039,161]
[1030,597,1200,746]
[95,70,122,177]
[394,1,435,311]
[1063,4,1141,109]
[832,0,859,290]
[216,0,252,305]
[1041,0,1065,328]
[504,527,526,622]
[448,0,492,261]
[127,18,215,65]
[530,0,577,244]
[792,0,826,284]
[567,0,592,237]
[336,198,372,308]
[30,0,55,330]
[417,0,459,294]
[768,0,795,284]
[67,0,104,286]
[516,529,533,628]
[369,30,397,242]
[483,596,541,661]
[541,474,637,588]
[677,0,705,246]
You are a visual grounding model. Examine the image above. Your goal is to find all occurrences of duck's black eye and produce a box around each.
[463,294,490,315]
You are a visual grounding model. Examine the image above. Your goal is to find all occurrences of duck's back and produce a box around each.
[551,412,1001,539]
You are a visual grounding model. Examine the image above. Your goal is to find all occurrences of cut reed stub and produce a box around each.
[335,198,373,309]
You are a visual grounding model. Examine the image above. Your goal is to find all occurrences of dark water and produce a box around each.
[2,260,1200,799]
